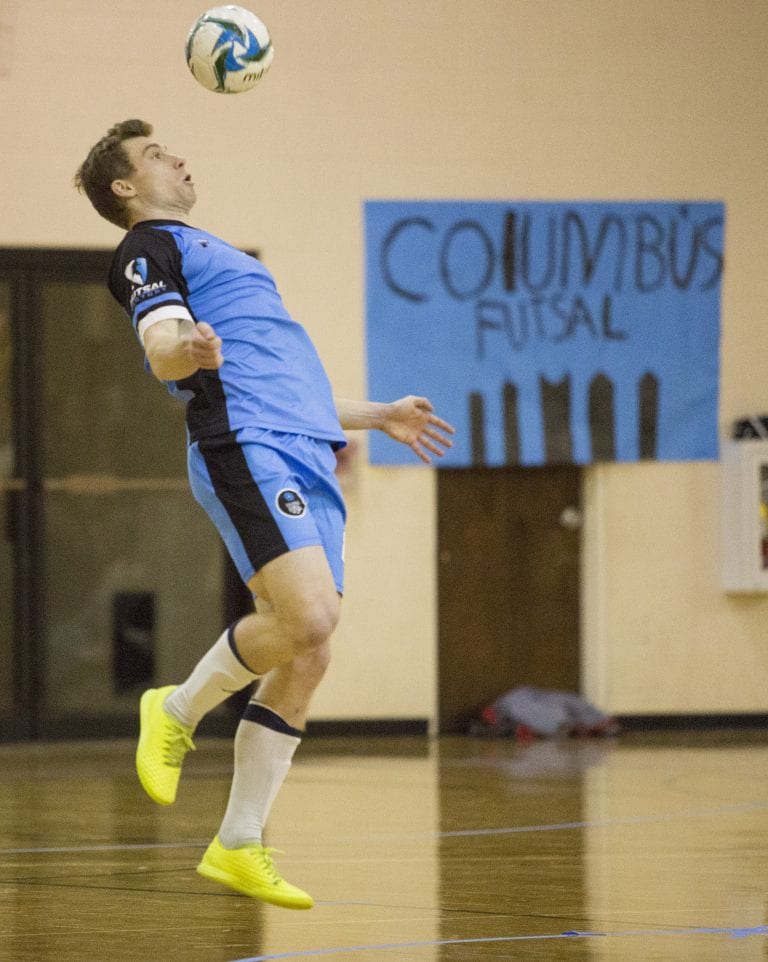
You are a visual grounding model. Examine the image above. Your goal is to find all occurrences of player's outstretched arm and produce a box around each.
[335,396,455,464]
[144,318,223,381]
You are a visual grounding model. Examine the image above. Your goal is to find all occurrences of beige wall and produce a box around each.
[2,0,767,720]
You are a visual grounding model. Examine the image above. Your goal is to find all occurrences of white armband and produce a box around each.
[137,305,195,345]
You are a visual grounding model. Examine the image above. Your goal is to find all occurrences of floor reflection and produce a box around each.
[0,731,767,961]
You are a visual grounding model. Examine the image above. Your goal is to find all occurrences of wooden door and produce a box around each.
[437,466,581,733]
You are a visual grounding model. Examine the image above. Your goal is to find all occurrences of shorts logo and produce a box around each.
[276,489,306,518]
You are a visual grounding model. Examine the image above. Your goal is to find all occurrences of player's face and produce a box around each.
[115,136,196,217]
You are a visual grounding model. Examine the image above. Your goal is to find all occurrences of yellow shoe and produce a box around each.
[136,686,195,806]
[197,836,314,910]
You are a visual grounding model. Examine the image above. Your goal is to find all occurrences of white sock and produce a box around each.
[165,623,259,729]
[217,702,302,849]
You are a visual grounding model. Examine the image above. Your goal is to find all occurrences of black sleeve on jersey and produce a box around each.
[108,227,193,334]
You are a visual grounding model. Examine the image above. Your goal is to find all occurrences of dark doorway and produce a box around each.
[437,465,581,733]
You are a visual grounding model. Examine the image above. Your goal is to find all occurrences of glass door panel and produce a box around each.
[43,488,222,727]
[40,283,189,478]
[38,280,223,733]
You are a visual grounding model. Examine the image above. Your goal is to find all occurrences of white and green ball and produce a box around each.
[186,5,273,94]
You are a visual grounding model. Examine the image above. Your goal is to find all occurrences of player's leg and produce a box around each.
[135,546,338,807]
[247,636,332,730]
[136,434,339,807]
[230,543,339,672]
[211,639,330,846]
[197,549,338,909]
[217,563,336,847]
[166,542,338,727]
[165,543,338,722]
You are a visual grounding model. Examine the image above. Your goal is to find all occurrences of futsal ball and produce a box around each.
[186,5,273,94]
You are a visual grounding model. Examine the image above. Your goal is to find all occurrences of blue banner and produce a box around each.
[365,201,724,466]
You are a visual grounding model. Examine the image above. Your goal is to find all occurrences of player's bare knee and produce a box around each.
[286,600,339,656]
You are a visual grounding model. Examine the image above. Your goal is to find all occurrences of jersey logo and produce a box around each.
[125,257,149,285]
[276,489,306,518]
[130,280,168,309]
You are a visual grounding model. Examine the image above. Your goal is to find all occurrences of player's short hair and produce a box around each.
[74,119,153,229]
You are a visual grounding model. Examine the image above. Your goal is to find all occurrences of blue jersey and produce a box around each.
[108,219,345,446]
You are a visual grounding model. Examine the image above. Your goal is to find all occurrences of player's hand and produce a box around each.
[189,321,223,369]
[381,395,455,463]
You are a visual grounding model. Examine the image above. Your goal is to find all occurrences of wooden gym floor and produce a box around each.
[1,729,767,961]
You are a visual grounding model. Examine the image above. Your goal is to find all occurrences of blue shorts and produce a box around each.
[188,430,346,594]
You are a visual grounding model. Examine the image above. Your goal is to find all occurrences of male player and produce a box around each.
[74,120,454,909]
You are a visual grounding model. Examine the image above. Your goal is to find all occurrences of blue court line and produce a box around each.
[230,925,768,961]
